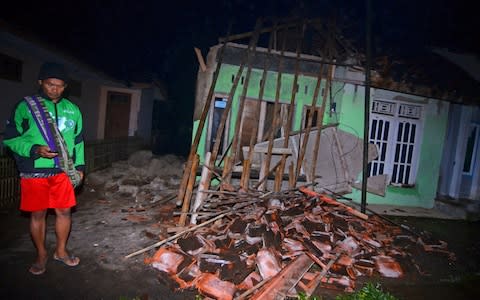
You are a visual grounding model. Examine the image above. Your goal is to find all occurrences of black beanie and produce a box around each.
[38,62,69,82]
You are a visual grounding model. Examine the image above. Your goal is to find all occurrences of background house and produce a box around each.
[433,49,480,202]
[0,25,167,151]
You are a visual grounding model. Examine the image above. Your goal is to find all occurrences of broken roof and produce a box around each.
[215,17,480,106]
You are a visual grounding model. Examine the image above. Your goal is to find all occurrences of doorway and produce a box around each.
[105,91,131,138]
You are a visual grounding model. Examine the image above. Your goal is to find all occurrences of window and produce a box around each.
[0,53,22,81]
[208,97,229,155]
[463,124,479,175]
[303,105,322,129]
[368,100,423,186]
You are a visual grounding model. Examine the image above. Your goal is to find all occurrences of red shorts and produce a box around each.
[20,173,76,211]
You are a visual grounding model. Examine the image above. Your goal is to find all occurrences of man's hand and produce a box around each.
[78,171,84,181]
[36,145,58,159]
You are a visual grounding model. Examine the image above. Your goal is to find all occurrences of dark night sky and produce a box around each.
[3,0,478,79]
[2,0,478,153]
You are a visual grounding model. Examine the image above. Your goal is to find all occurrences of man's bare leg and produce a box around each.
[54,208,79,265]
[30,210,48,272]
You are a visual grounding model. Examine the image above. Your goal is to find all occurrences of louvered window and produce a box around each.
[369,100,423,186]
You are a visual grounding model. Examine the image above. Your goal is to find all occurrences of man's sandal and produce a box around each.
[29,262,46,275]
[53,254,80,267]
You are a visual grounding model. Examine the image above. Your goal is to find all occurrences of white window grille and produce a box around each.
[369,100,423,186]
[372,100,396,115]
[398,103,422,119]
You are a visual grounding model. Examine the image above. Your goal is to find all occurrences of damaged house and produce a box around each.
[185,18,479,212]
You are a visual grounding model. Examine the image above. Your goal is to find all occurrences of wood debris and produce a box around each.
[137,186,455,299]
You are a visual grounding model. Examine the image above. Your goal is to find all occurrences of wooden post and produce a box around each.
[240,158,251,190]
[179,154,199,226]
[261,26,289,191]
[254,160,282,190]
[276,20,306,188]
[288,161,295,189]
[293,54,327,187]
[177,29,230,205]
[207,20,262,188]
[309,64,334,181]
[190,152,211,224]
[273,159,284,192]
[176,159,193,206]
[309,21,336,182]
[223,18,263,184]
[243,20,276,186]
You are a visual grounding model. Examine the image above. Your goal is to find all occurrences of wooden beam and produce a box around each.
[125,213,228,259]
[276,19,306,191]
[179,154,199,226]
[190,152,211,224]
[243,21,277,187]
[177,31,230,204]
[218,18,322,43]
[194,47,207,72]
[260,24,288,191]
[253,147,292,155]
[223,18,263,184]
[250,254,313,300]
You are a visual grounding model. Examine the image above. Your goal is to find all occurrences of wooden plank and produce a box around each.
[299,186,369,220]
[288,161,295,189]
[240,159,251,190]
[303,252,342,296]
[194,47,207,72]
[276,19,306,191]
[293,46,327,186]
[250,254,313,300]
[178,37,229,204]
[260,24,289,191]
[309,24,336,182]
[179,154,199,226]
[253,147,292,155]
[243,21,277,187]
[125,213,228,259]
[223,18,263,184]
[254,160,282,190]
[218,18,322,43]
[190,152,212,224]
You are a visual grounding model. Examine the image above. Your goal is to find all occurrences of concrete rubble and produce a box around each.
[87,150,185,205]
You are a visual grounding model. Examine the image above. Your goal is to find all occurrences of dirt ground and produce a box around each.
[1,177,480,300]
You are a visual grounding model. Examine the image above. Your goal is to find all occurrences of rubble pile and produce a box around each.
[143,187,455,300]
[87,151,185,204]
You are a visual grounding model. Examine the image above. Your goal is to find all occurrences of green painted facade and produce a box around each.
[192,63,450,208]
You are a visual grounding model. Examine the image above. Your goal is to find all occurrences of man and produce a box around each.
[3,62,85,275]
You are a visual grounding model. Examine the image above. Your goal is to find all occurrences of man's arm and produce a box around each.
[3,101,41,158]
[73,109,85,171]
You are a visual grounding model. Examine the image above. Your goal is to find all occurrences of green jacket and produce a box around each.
[3,95,85,174]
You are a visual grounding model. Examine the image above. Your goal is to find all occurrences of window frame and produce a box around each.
[462,123,479,176]
[368,99,424,186]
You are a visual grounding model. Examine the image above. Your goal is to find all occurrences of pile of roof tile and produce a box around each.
[143,187,454,300]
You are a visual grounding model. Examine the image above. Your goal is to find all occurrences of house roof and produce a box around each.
[369,48,480,105]
[216,17,480,106]
[0,20,124,86]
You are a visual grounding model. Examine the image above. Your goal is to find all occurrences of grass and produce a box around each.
[335,282,399,300]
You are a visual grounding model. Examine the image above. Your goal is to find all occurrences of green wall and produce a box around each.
[339,87,449,208]
[192,63,450,207]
